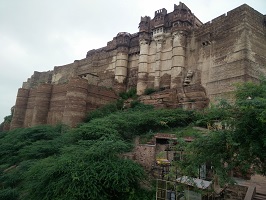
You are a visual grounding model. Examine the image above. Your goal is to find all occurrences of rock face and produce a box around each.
[10,2,266,129]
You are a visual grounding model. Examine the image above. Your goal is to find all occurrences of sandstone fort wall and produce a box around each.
[10,3,266,128]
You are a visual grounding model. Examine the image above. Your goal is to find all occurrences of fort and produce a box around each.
[10,2,266,129]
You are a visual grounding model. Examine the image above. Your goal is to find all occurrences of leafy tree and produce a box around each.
[232,79,266,175]
[175,79,266,187]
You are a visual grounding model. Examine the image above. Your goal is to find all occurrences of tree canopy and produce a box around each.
[176,79,266,185]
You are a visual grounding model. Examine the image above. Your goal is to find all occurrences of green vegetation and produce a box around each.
[0,79,266,199]
[0,107,13,132]
[173,79,266,185]
[0,103,193,199]
[119,87,137,100]
[144,88,157,95]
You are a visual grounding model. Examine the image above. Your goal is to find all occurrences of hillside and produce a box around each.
[0,103,197,200]
[1,79,266,200]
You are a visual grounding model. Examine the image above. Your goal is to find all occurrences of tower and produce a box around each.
[114,32,131,92]
[137,16,151,95]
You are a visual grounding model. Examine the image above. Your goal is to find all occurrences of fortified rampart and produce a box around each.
[10,2,266,129]
[11,77,117,129]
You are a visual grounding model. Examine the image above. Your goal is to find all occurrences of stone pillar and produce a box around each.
[137,39,149,95]
[154,36,164,90]
[10,88,29,129]
[31,84,52,126]
[62,77,87,127]
[114,47,128,92]
[171,31,187,89]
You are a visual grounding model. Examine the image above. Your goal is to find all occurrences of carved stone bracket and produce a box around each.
[183,70,194,86]
[139,39,149,46]
[172,31,187,39]
[153,35,165,45]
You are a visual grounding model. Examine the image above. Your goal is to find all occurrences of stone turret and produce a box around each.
[23,89,36,127]
[139,16,151,33]
[137,39,149,95]
[171,31,187,89]
[137,15,152,95]
[62,78,88,127]
[153,8,167,28]
[10,88,29,129]
[114,32,131,92]
[172,2,195,31]
[31,84,52,126]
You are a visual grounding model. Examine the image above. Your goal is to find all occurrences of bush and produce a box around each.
[144,88,157,95]
[23,141,145,200]
[0,188,19,200]
[119,88,137,100]
[4,115,12,123]
[129,101,154,110]
[85,103,119,122]
[0,125,64,165]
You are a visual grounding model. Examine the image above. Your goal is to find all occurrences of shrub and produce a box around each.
[85,103,119,122]
[0,188,19,200]
[23,141,145,200]
[119,88,137,100]
[144,88,157,95]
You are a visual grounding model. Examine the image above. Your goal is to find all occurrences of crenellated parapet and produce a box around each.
[139,2,202,38]
[153,8,167,28]
[139,16,151,33]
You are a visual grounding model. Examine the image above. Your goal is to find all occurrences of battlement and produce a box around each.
[117,32,131,37]
[140,16,151,22]
[86,46,108,57]
[139,16,151,32]
[154,8,167,17]
[140,2,201,34]
[174,2,191,12]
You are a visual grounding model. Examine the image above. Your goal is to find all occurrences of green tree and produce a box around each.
[232,79,266,175]
[176,79,266,186]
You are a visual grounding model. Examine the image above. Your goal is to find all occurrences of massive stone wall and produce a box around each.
[193,4,266,103]
[10,2,266,129]
[10,77,118,129]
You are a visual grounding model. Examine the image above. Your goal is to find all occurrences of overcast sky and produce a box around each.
[0,0,265,122]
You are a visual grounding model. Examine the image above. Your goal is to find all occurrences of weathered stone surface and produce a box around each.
[10,88,29,129]
[11,77,118,129]
[10,2,266,129]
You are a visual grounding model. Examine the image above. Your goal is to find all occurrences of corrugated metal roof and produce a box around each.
[176,176,212,189]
